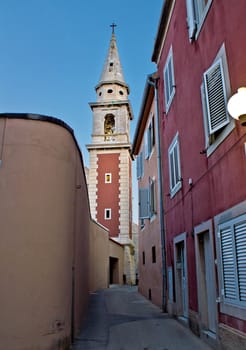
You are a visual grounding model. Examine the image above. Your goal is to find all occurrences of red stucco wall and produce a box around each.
[156,0,246,332]
[96,153,120,237]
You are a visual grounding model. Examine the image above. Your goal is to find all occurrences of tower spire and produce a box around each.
[96,25,129,93]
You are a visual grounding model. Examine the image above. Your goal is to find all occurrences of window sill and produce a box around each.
[220,301,246,321]
[206,120,235,157]
[170,182,182,198]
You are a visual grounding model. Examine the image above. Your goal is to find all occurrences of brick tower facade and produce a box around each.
[86,29,135,284]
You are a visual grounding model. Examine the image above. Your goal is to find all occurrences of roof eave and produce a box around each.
[132,75,155,155]
[152,0,174,63]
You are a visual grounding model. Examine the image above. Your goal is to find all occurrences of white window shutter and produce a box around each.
[164,47,175,112]
[204,59,229,134]
[139,188,149,219]
[186,0,197,41]
[220,226,237,301]
[235,221,246,302]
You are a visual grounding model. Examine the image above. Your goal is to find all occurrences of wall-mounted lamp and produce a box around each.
[227,87,246,126]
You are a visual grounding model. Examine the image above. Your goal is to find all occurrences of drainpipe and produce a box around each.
[148,73,167,312]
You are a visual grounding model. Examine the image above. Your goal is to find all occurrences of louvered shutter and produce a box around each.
[136,152,144,179]
[220,226,237,301]
[139,188,149,219]
[186,0,197,41]
[204,59,229,134]
[164,65,170,109]
[235,221,246,302]
[144,132,149,159]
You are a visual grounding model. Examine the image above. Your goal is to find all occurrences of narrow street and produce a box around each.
[73,285,213,350]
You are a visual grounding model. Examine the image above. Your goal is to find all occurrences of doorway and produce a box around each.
[109,257,119,284]
[174,234,188,319]
[195,229,217,335]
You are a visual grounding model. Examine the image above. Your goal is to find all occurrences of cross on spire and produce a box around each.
[110,22,117,34]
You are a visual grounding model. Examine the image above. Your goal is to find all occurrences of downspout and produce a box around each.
[148,74,167,312]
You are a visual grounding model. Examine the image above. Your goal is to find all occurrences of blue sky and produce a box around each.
[0,0,163,220]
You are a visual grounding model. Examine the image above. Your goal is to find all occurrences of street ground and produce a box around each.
[73,285,213,350]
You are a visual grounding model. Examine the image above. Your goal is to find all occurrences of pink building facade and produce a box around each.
[150,1,246,348]
[132,78,164,308]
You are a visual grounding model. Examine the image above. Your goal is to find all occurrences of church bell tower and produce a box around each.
[86,26,135,284]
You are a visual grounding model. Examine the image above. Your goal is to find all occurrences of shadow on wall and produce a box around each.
[0,114,110,350]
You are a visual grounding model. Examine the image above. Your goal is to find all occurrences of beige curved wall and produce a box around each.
[0,117,90,350]
[89,220,109,292]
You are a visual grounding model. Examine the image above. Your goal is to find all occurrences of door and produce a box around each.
[197,231,216,333]
[109,257,119,284]
[175,239,188,318]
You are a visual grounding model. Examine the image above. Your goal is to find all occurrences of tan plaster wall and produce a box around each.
[109,239,124,285]
[89,220,109,291]
[0,117,90,350]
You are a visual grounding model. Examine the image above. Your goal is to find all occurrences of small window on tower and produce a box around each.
[105,173,112,183]
[109,61,114,72]
[104,114,115,140]
[107,89,113,94]
[105,208,111,220]
[119,90,124,95]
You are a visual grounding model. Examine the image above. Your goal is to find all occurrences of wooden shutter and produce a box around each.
[186,0,197,41]
[139,188,149,219]
[144,132,149,159]
[164,49,175,111]
[235,221,246,302]
[136,152,144,179]
[149,178,157,217]
[204,59,229,134]
[220,225,237,300]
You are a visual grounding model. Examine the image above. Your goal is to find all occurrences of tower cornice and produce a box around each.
[95,80,130,94]
[86,143,131,151]
[89,100,134,120]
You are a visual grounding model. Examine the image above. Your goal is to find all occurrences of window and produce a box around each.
[163,47,175,112]
[142,251,145,265]
[186,0,213,41]
[104,208,111,220]
[136,151,144,179]
[168,133,182,197]
[218,215,246,309]
[145,115,155,159]
[201,45,234,156]
[149,177,157,218]
[152,246,156,263]
[139,177,157,220]
[105,173,112,183]
[203,59,229,134]
[139,188,149,220]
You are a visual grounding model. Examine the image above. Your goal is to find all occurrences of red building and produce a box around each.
[147,0,246,348]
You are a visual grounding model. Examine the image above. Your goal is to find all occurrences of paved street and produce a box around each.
[73,285,212,350]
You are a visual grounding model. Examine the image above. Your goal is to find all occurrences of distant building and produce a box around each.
[132,76,165,308]
[148,0,246,349]
[86,29,135,284]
